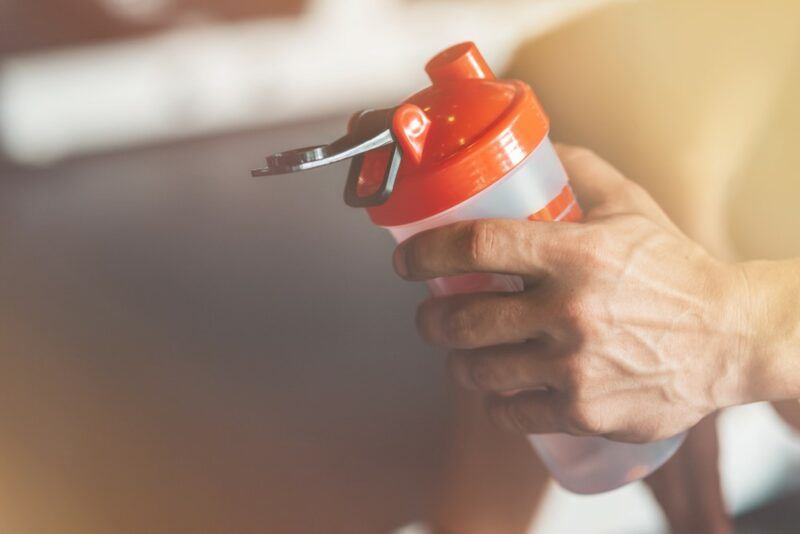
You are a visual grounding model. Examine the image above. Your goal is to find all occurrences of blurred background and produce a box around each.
[2,1,800,533]
[0,0,599,165]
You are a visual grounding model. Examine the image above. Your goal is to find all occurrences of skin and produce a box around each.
[393,144,800,447]
[645,414,730,534]
[423,145,736,533]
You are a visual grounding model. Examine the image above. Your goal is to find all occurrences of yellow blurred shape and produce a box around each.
[506,0,800,260]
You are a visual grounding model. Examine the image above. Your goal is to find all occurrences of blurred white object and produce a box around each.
[0,0,613,164]
[392,522,431,534]
[98,0,175,23]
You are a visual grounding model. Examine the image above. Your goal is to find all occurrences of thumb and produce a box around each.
[554,144,630,213]
[554,144,676,229]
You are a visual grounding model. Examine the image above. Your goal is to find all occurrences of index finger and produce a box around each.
[393,218,581,281]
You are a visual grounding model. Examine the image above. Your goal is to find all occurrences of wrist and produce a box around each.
[732,259,800,404]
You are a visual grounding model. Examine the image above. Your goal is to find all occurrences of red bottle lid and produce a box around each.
[358,42,550,227]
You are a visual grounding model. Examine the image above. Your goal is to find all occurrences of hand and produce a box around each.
[646,414,731,534]
[392,144,755,442]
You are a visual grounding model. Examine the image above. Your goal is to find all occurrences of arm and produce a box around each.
[432,385,549,534]
[646,415,731,534]
[741,258,800,406]
[747,260,800,432]
[393,145,800,443]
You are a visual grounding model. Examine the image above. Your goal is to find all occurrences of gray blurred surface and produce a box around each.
[0,119,447,534]
[735,489,800,534]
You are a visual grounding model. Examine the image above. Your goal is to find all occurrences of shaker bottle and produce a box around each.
[252,41,686,494]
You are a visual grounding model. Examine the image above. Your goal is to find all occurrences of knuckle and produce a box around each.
[465,220,496,268]
[559,292,591,328]
[441,306,476,347]
[509,403,536,433]
[563,401,604,435]
[620,427,661,444]
[608,418,662,444]
[555,287,603,336]
[494,398,533,433]
[469,356,499,391]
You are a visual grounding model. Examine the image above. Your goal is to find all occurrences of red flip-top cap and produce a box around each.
[356,42,550,227]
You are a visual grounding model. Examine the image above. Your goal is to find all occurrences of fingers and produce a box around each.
[416,291,552,349]
[448,340,563,393]
[485,391,564,434]
[394,218,580,281]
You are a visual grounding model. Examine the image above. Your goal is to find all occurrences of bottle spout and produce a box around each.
[425,41,495,84]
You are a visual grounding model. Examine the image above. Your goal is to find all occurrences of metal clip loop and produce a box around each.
[251,129,394,177]
[251,108,402,207]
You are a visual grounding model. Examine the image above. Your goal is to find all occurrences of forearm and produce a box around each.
[433,385,548,534]
[739,258,800,404]
[646,415,731,534]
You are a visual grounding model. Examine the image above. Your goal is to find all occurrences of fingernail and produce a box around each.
[393,245,409,278]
